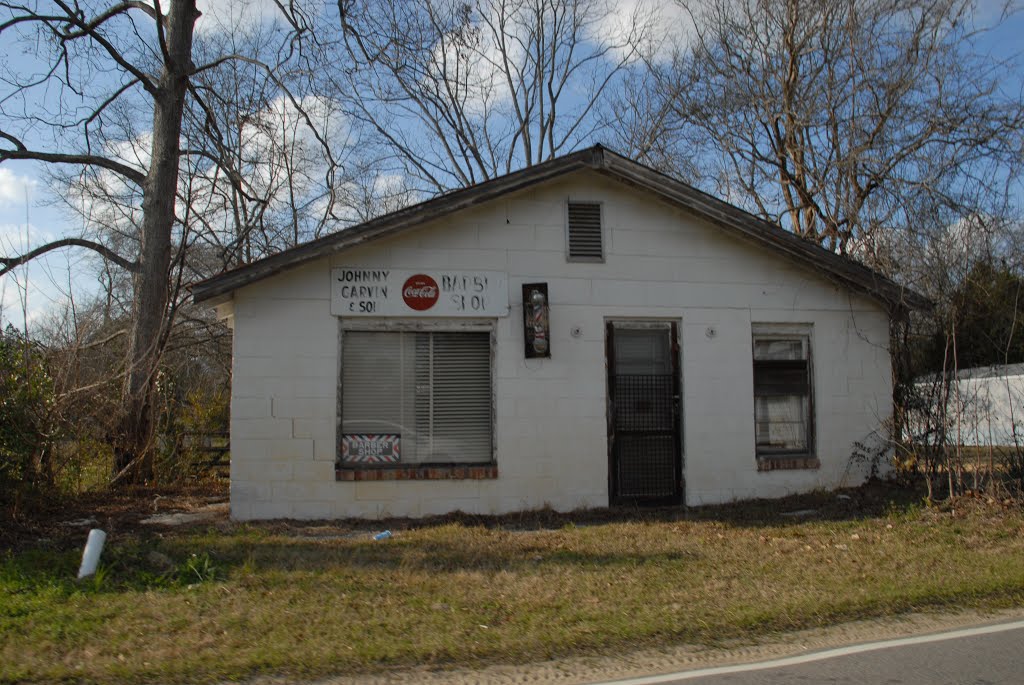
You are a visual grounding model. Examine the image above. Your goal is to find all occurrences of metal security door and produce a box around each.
[607,322,682,505]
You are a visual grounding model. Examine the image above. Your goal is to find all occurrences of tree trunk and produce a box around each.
[113,0,199,483]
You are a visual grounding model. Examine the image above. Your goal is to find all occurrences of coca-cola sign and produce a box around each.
[402,274,440,311]
[331,268,509,317]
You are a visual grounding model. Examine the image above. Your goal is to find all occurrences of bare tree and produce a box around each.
[0,0,335,481]
[332,0,656,192]
[616,0,1024,257]
[182,19,354,266]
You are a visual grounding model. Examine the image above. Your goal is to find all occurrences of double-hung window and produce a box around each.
[752,325,814,463]
[339,329,493,468]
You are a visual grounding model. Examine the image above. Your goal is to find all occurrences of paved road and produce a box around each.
[594,619,1024,685]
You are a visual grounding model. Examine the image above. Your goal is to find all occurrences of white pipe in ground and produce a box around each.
[77,529,107,579]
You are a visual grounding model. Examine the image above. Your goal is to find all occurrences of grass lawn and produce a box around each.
[3,485,1024,684]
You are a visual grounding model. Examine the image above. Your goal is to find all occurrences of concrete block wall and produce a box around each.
[227,171,893,519]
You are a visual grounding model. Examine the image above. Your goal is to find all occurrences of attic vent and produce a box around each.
[567,201,604,262]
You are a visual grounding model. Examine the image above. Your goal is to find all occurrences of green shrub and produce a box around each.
[53,438,115,495]
[0,326,57,500]
[156,387,230,482]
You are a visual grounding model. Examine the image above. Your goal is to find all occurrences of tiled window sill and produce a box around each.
[336,464,498,481]
[757,455,820,472]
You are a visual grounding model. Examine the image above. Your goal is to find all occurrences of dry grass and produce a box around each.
[3,486,1024,684]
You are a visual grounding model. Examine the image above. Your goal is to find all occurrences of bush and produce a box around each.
[0,326,58,504]
[156,386,230,482]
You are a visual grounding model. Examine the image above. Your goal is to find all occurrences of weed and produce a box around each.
[2,497,1024,684]
[176,552,220,585]
[81,565,109,591]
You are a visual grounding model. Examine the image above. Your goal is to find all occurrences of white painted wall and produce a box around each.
[913,368,1024,447]
[225,171,893,520]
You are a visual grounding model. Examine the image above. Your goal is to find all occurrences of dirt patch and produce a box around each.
[296,607,1024,685]
[0,483,228,552]
[1,480,931,552]
[141,502,230,526]
[235,480,929,538]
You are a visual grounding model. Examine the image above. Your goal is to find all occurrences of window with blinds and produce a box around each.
[752,326,813,455]
[340,330,493,465]
[566,201,604,261]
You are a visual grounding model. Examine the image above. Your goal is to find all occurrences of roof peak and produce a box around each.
[191,146,928,313]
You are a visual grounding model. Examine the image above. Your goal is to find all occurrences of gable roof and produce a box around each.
[191,145,930,312]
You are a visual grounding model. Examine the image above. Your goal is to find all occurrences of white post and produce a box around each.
[77,529,107,579]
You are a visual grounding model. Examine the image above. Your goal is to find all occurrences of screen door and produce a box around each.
[606,321,683,505]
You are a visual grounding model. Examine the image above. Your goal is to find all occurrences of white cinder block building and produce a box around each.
[193,146,927,520]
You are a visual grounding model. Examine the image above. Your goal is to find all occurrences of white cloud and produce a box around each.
[422,0,689,120]
[0,221,28,250]
[59,134,151,241]
[105,133,152,173]
[0,279,31,330]
[425,0,640,117]
[194,0,285,34]
[0,168,38,209]
[0,279,21,328]
[938,213,1013,261]
[586,0,694,62]
[0,220,58,255]
[125,0,286,35]
[192,94,347,223]
[54,88,350,260]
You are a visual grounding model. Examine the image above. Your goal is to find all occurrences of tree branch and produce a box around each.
[0,130,27,151]
[0,147,146,186]
[60,0,160,38]
[48,0,161,94]
[1,238,139,276]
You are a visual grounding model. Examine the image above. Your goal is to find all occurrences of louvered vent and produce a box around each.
[567,201,603,261]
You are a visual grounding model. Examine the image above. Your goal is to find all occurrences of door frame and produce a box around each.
[605,319,684,506]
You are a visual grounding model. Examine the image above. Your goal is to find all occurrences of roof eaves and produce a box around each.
[596,151,931,312]
[191,146,606,303]
[192,144,930,313]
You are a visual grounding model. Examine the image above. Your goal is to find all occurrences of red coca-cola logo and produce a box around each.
[402,274,439,311]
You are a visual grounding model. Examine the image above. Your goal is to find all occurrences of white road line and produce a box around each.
[591,618,1024,685]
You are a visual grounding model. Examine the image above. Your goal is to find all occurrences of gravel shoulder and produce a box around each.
[296,606,1024,685]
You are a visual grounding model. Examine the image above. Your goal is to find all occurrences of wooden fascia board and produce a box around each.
[596,157,931,312]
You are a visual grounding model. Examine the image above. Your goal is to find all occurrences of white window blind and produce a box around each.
[567,201,603,261]
[341,330,492,464]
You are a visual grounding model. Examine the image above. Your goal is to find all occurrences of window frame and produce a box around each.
[751,323,819,470]
[565,199,605,263]
[336,318,497,479]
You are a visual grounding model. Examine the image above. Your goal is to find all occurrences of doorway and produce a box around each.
[606,321,683,505]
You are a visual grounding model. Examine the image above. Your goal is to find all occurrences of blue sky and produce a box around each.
[2,0,1022,331]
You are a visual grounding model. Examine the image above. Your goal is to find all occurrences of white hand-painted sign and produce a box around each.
[331,268,509,317]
